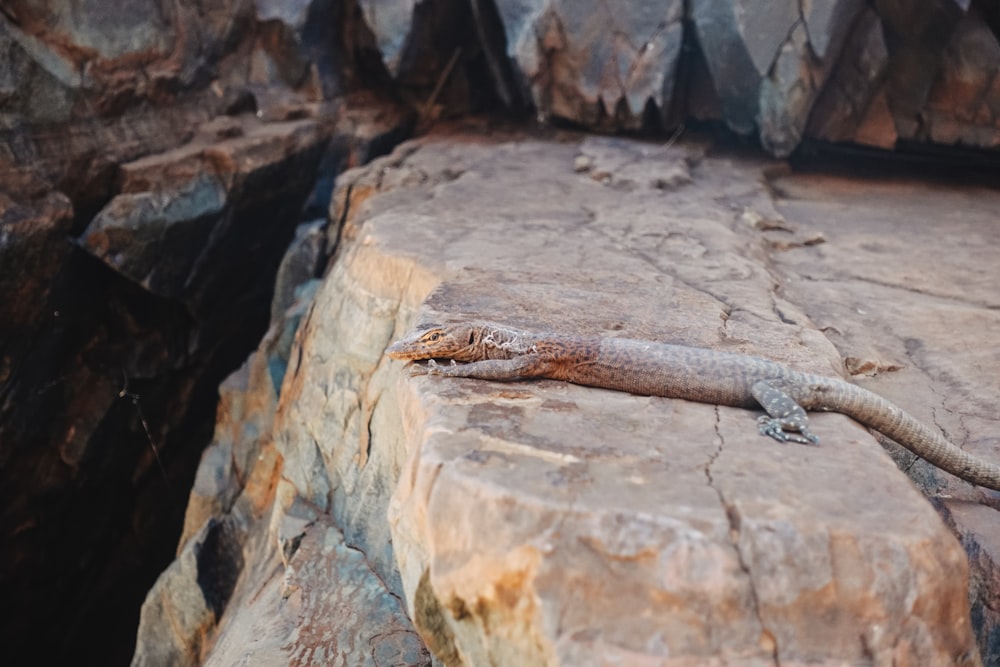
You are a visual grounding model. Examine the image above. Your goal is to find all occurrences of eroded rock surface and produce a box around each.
[360,0,1000,155]
[156,130,1000,665]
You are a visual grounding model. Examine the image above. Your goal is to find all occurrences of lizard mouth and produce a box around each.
[385,341,424,360]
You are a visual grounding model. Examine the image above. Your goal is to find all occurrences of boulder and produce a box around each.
[179,132,990,664]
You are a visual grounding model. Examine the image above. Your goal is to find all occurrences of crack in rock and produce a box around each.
[705,406,780,666]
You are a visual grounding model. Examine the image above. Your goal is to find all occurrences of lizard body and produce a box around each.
[386,321,1000,491]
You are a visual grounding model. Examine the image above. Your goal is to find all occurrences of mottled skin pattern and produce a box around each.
[387,321,1000,491]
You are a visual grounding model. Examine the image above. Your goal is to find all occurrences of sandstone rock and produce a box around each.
[8,1,1000,664]
[202,513,430,667]
[353,0,501,120]
[0,0,256,124]
[0,188,74,349]
[270,219,326,324]
[260,133,985,664]
[134,253,429,665]
[468,0,1000,153]
[131,520,229,667]
[767,172,1000,664]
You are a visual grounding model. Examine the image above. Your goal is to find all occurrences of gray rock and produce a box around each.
[84,175,228,295]
[203,516,430,666]
[805,8,892,146]
[802,0,864,60]
[131,520,224,667]
[358,0,417,77]
[41,0,173,59]
[759,22,812,157]
[689,0,764,133]
[80,117,329,301]
[270,219,326,324]
[490,0,684,128]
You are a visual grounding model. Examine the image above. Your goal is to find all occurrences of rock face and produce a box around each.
[361,0,1000,155]
[0,0,409,662]
[0,107,334,664]
[145,130,1000,665]
[6,1,1000,665]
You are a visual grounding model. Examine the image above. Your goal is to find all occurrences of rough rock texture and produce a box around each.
[150,130,1000,665]
[0,0,411,661]
[0,107,333,665]
[492,0,685,129]
[7,1,1000,665]
[360,0,1000,154]
[133,275,430,665]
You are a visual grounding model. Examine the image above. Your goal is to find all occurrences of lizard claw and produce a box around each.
[408,359,452,376]
[408,360,438,376]
[408,363,429,377]
[424,359,443,375]
[757,416,820,446]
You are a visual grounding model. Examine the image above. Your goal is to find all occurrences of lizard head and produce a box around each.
[386,323,480,362]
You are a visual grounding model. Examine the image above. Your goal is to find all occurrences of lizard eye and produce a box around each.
[427,332,441,342]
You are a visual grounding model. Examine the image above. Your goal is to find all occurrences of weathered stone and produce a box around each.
[358,0,418,77]
[802,0,865,60]
[203,514,430,666]
[483,0,684,129]
[939,499,1000,667]
[264,133,984,664]
[769,172,1000,664]
[923,13,1000,147]
[759,2,865,156]
[0,0,391,662]
[759,23,813,156]
[80,117,330,301]
[0,0,259,124]
[353,0,497,120]
[131,520,226,667]
[805,8,892,147]
[270,219,326,324]
[27,0,173,59]
[9,1,1000,664]
[689,0,765,133]
[0,189,74,347]
[252,0,345,96]
[0,18,79,127]
[137,270,428,665]
[0,105,345,667]
[877,0,965,139]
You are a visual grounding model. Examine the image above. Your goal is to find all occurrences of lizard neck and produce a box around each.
[473,324,541,360]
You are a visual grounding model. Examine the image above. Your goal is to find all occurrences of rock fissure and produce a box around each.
[812,273,997,311]
[589,221,739,315]
[705,406,780,667]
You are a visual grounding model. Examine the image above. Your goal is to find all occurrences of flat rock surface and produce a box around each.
[269,130,995,665]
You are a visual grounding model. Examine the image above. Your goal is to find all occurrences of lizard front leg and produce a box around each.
[751,380,820,445]
[410,354,553,381]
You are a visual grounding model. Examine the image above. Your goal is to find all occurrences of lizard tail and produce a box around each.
[831,385,1000,491]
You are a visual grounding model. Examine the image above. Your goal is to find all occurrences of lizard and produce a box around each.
[386,320,1000,491]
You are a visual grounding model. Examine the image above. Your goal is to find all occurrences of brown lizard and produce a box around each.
[386,321,1000,491]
